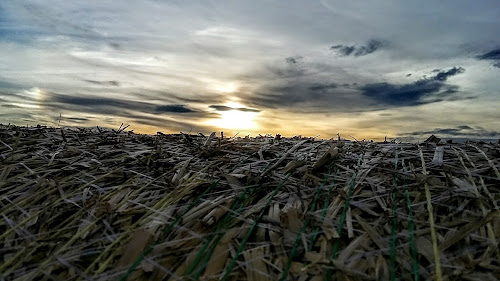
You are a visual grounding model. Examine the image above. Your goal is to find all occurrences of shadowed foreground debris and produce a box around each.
[0,124,499,280]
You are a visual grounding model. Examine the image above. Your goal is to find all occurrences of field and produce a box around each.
[0,124,499,280]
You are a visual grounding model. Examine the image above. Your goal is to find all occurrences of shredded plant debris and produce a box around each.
[0,124,499,280]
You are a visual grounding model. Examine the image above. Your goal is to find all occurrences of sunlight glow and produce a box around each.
[28,87,44,101]
[12,87,44,109]
[214,82,237,93]
[207,100,259,130]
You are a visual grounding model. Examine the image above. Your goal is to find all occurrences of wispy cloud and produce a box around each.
[48,93,210,118]
[308,83,338,91]
[209,105,260,112]
[83,80,120,86]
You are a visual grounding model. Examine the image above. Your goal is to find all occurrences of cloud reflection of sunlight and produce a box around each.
[11,87,44,109]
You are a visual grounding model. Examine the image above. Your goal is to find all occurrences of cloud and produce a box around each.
[243,63,468,114]
[209,105,260,112]
[330,45,355,56]
[37,92,214,132]
[330,39,383,57]
[477,48,500,60]
[127,89,224,105]
[434,67,465,81]
[360,67,465,106]
[0,80,24,92]
[116,111,211,133]
[245,82,363,112]
[406,125,500,138]
[83,80,120,86]
[156,105,195,113]
[309,83,337,91]
[238,60,359,112]
[1,1,499,137]
[1,104,23,109]
[64,117,91,123]
[262,63,306,79]
[354,39,383,56]
[285,56,303,64]
[477,48,500,68]
[48,93,208,117]
[52,95,133,108]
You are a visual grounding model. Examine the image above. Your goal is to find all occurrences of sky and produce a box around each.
[1,0,500,140]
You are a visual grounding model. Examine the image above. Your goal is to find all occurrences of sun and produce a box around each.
[207,100,259,130]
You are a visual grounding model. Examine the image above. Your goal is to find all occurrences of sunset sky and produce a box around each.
[1,0,499,140]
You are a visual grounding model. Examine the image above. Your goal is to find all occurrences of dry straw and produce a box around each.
[0,124,499,280]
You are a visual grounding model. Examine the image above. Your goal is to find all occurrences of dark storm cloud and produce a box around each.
[209,105,260,112]
[407,126,500,138]
[361,82,438,106]
[245,80,362,112]
[243,63,470,114]
[41,92,214,132]
[53,95,132,108]
[156,104,194,113]
[330,40,383,57]
[434,67,465,81]
[477,48,500,68]
[49,94,205,117]
[360,67,465,106]
[477,48,500,60]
